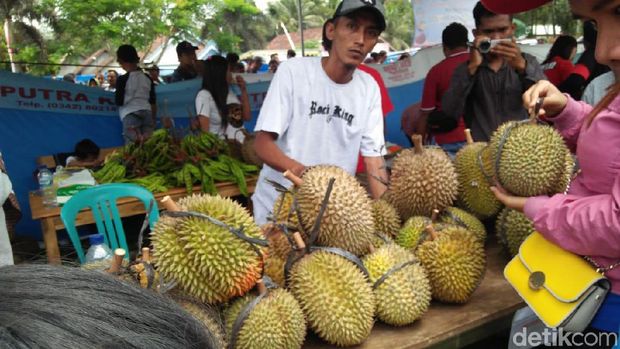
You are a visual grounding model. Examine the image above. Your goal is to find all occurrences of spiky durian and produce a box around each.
[289,250,375,346]
[417,226,486,303]
[175,299,227,349]
[264,255,286,287]
[395,216,431,250]
[271,190,300,229]
[370,232,394,250]
[454,141,502,218]
[241,132,264,167]
[151,194,265,304]
[371,199,401,238]
[294,165,375,256]
[489,121,573,197]
[496,207,535,257]
[224,288,306,349]
[363,244,431,326]
[438,207,486,242]
[387,137,458,220]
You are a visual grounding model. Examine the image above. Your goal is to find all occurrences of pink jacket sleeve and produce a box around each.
[524,173,620,258]
[550,96,592,153]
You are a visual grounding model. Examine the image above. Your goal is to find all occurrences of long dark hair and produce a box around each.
[543,35,577,65]
[201,55,229,129]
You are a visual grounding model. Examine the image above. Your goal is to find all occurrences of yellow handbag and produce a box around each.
[504,232,612,332]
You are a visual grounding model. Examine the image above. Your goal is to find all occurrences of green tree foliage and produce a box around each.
[514,0,580,37]
[383,0,414,50]
[267,0,325,32]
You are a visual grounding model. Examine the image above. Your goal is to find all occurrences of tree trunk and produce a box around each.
[3,18,19,73]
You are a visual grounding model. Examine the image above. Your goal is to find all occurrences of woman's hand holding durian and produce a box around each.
[522,80,569,119]
[491,80,572,211]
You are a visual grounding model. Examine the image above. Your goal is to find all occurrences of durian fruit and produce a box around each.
[289,250,375,346]
[271,190,300,229]
[224,288,306,349]
[363,244,431,326]
[489,121,574,197]
[370,232,394,250]
[395,216,431,250]
[264,255,286,287]
[496,207,535,257]
[454,130,502,218]
[286,165,375,256]
[417,225,486,303]
[438,207,486,242]
[262,223,294,260]
[151,195,265,304]
[371,199,401,238]
[175,299,228,349]
[387,135,458,220]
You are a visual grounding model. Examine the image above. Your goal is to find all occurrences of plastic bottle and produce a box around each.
[84,234,113,264]
[37,166,56,207]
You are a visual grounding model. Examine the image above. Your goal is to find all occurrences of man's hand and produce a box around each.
[491,39,526,73]
[235,75,247,91]
[468,35,487,75]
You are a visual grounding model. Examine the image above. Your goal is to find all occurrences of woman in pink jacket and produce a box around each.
[484,0,620,339]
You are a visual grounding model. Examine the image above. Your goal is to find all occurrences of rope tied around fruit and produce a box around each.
[229,277,278,349]
[372,259,419,290]
[160,196,269,261]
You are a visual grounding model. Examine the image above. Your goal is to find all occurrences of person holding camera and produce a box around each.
[441,1,545,142]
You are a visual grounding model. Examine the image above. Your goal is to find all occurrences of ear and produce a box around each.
[510,22,516,34]
[325,20,337,42]
[472,28,479,37]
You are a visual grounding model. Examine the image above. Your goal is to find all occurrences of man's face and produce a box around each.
[326,11,381,68]
[107,72,117,86]
[570,0,620,77]
[179,51,197,67]
[474,14,514,41]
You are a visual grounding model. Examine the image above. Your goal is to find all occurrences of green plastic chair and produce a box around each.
[60,183,159,264]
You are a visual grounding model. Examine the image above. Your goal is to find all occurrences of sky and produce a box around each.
[254,0,277,12]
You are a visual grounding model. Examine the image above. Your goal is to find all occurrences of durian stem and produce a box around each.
[465,129,474,144]
[412,135,424,154]
[425,224,439,241]
[108,248,126,273]
[283,170,303,186]
[256,279,267,294]
[141,247,150,263]
[431,209,440,223]
[161,196,180,212]
[368,243,375,254]
[292,232,306,250]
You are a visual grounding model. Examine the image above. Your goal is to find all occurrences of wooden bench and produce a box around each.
[36,146,122,168]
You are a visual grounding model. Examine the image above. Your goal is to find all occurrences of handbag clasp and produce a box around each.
[529,271,546,290]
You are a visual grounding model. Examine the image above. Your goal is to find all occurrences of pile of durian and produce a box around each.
[122,119,573,348]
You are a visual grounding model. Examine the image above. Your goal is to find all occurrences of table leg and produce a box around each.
[41,218,61,265]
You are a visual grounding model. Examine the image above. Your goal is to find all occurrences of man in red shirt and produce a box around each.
[417,22,469,157]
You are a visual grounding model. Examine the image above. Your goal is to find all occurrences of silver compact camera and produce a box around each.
[478,38,512,53]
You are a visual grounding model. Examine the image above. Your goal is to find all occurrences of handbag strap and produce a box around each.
[583,255,620,275]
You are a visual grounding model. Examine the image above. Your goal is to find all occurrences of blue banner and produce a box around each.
[0,68,423,240]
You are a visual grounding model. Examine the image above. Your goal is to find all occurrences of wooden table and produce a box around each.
[303,243,524,349]
[29,178,257,264]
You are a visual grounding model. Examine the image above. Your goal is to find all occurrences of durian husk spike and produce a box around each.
[283,170,304,186]
[412,135,424,154]
[465,129,474,144]
[108,248,126,273]
[368,243,375,254]
[425,225,438,241]
[141,247,150,262]
[292,232,306,250]
[161,195,180,212]
[431,209,440,223]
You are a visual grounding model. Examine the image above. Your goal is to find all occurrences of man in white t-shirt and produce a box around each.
[252,0,389,225]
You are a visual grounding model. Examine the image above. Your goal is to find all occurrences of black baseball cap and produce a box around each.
[332,0,386,31]
[176,41,199,55]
